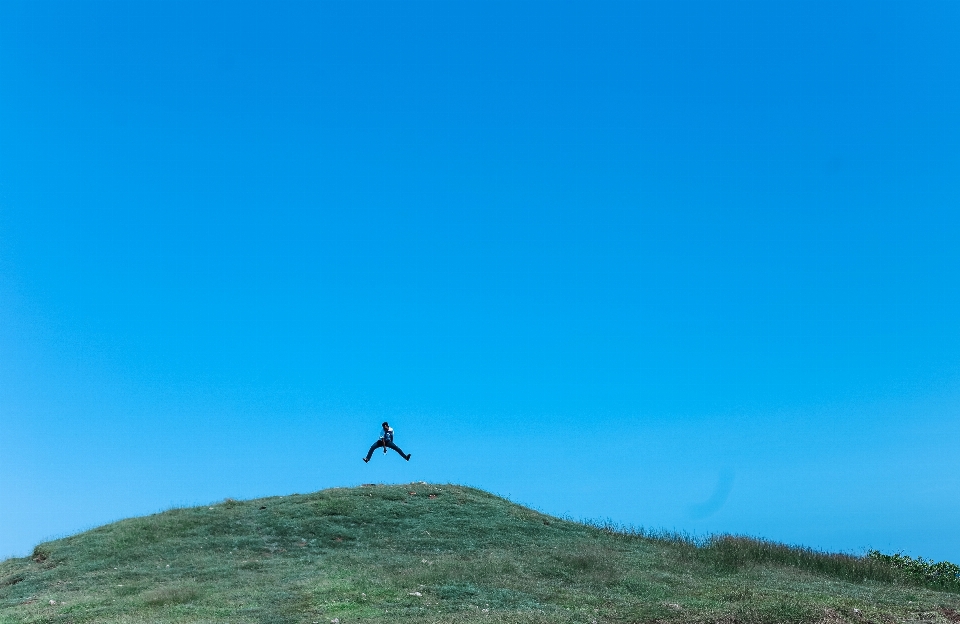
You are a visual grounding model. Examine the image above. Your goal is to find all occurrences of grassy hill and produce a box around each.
[1,483,958,624]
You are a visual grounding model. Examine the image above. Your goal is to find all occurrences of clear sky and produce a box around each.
[2,1,959,563]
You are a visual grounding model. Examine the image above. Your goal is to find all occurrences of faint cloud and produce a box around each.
[689,468,734,519]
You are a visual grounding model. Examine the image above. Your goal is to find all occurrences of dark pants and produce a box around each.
[365,439,407,460]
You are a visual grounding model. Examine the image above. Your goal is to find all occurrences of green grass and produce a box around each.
[1,483,958,623]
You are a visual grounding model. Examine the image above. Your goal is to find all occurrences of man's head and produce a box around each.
[382,421,389,429]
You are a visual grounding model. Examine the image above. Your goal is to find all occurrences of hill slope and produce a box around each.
[1,483,958,624]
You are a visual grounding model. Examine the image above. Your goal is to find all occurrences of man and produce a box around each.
[363,421,411,463]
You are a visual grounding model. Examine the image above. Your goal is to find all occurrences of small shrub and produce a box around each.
[0,574,24,587]
[31,546,50,564]
[868,550,960,591]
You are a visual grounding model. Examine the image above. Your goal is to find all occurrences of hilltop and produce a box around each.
[1,483,958,623]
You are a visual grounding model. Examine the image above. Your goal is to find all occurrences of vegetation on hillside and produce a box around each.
[1,484,958,624]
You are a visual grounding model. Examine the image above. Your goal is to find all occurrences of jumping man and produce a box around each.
[363,421,411,463]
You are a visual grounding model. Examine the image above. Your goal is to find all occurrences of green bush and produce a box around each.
[868,550,960,590]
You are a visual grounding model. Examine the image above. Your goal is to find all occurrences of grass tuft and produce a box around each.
[595,519,959,594]
[142,585,200,606]
[699,535,896,582]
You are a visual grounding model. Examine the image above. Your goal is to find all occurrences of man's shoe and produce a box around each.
[363,457,369,463]
[405,454,411,461]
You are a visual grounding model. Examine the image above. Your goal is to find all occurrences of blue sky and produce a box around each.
[2,0,959,563]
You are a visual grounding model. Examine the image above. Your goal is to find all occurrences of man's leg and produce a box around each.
[364,440,383,462]
[385,440,410,460]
